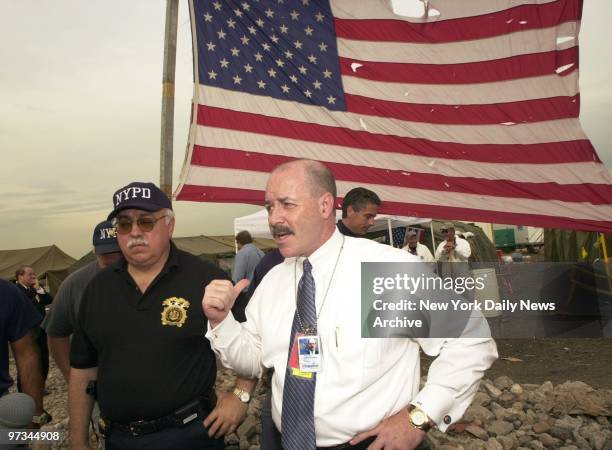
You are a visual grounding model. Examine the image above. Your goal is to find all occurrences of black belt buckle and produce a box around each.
[128,419,159,437]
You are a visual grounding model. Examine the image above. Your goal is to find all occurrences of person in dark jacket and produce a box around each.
[15,266,53,386]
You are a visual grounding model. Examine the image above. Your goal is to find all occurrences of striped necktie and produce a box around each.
[281,258,317,450]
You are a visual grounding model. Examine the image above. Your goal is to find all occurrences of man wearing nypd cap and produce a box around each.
[43,220,122,383]
[69,182,254,450]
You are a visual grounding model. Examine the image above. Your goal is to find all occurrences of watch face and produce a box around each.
[239,392,250,402]
[411,410,427,426]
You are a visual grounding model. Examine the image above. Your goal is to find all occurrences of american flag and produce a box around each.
[392,226,407,248]
[176,0,612,232]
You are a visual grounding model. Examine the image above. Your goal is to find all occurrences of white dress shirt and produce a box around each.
[435,236,472,262]
[207,229,497,446]
[403,242,435,264]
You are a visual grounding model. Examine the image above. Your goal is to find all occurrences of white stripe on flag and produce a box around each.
[341,72,579,106]
[182,166,612,221]
[337,22,578,64]
[193,125,610,186]
[198,85,588,145]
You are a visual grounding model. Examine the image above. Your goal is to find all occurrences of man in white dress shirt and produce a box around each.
[435,223,472,263]
[203,160,497,450]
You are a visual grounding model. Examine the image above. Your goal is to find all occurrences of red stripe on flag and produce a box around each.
[339,48,578,84]
[176,185,612,233]
[345,93,579,125]
[196,105,599,164]
[190,146,612,205]
[176,184,265,204]
[334,0,581,43]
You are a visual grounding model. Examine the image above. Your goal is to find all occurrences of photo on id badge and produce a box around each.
[298,336,321,372]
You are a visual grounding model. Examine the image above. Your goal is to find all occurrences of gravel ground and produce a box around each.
[9,340,612,449]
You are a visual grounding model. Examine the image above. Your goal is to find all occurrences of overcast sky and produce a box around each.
[1,0,610,258]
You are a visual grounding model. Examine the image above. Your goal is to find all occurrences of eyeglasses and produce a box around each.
[114,214,168,235]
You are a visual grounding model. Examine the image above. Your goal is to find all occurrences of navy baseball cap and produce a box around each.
[93,221,120,255]
[107,182,172,220]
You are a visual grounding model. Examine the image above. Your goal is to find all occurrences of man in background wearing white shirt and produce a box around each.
[403,230,435,267]
[203,160,497,450]
[435,223,472,263]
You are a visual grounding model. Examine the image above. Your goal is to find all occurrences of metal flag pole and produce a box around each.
[160,0,179,197]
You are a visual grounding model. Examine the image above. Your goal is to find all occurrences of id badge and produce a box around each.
[297,335,321,373]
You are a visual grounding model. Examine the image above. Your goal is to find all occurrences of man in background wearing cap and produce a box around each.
[435,222,471,263]
[403,230,435,266]
[42,220,122,382]
[70,182,253,450]
[435,223,474,302]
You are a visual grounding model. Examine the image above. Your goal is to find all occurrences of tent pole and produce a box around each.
[430,222,436,253]
[387,219,393,246]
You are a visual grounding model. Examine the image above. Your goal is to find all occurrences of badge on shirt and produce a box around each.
[161,297,190,327]
[297,335,321,373]
[287,333,322,377]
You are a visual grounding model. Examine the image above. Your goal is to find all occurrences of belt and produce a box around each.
[100,392,217,437]
[316,436,375,450]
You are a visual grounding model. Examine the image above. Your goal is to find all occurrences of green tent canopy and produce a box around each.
[0,245,76,295]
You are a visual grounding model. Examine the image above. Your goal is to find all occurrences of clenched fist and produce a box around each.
[202,279,250,328]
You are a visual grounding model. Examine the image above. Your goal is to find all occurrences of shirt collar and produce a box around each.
[298,228,345,273]
[336,220,357,237]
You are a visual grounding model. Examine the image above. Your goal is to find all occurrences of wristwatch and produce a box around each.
[32,411,52,425]
[406,405,434,432]
[232,388,251,403]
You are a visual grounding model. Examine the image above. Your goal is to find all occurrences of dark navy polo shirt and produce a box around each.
[70,243,225,422]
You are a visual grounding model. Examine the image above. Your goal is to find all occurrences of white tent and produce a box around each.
[234,209,432,247]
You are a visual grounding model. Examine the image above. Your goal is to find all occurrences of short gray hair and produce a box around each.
[163,209,175,225]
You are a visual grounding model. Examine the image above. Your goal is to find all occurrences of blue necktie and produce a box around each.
[281,259,317,450]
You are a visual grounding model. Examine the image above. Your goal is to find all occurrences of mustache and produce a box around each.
[270,225,293,237]
[127,237,149,248]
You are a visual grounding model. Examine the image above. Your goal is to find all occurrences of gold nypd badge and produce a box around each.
[161,297,190,327]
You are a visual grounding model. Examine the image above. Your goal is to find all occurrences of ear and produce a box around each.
[167,217,176,237]
[319,192,335,219]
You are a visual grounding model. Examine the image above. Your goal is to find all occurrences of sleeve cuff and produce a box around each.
[411,384,455,432]
[205,312,240,347]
